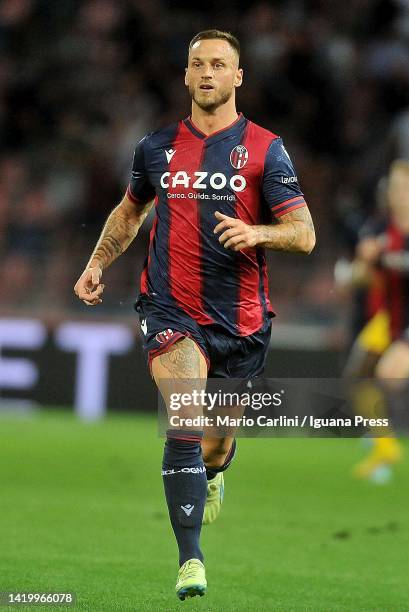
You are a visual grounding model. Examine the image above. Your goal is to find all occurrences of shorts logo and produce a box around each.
[230,145,248,169]
[155,328,174,344]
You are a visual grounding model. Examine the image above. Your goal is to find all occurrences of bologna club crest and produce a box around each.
[155,329,174,344]
[230,145,249,169]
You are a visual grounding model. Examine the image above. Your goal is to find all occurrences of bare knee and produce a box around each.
[375,359,395,382]
[375,342,409,391]
[202,438,233,468]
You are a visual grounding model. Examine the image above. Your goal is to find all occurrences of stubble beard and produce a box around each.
[189,84,233,112]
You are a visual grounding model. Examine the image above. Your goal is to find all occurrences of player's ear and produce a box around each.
[184,67,189,86]
[234,68,243,88]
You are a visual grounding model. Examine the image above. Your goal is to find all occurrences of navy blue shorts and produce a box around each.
[135,294,271,378]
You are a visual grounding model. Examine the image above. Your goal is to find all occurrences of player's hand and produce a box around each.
[74,266,104,306]
[214,211,258,251]
[356,237,383,264]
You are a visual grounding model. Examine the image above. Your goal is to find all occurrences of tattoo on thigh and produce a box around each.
[159,338,200,378]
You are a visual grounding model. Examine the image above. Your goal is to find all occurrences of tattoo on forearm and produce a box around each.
[159,338,200,378]
[94,234,123,260]
[90,209,139,269]
[260,206,315,252]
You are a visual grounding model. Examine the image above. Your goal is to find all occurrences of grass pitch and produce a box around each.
[0,411,408,612]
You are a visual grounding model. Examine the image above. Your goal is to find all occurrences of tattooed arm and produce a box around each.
[214,206,316,254]
[74,193,154,305]
[253,206,316,253]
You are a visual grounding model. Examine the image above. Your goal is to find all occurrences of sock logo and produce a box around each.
[181,504,194,516]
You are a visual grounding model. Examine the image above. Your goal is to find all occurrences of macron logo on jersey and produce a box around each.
[165,148,176,163]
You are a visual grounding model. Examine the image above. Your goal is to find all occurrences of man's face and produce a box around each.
[388,168,409,230]
[185,39,243,112]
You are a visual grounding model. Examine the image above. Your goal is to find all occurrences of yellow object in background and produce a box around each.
[357,310,392,355]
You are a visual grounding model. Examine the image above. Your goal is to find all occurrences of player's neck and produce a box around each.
[190,102,238,136]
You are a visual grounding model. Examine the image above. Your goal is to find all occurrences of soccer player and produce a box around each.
[74,30,315,600]
[345,160,409,480]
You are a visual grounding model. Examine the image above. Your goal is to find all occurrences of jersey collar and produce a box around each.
[183,113,246,142]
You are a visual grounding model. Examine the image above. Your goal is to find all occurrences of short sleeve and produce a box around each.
[262,137,307,217]
[358,218,385,241]
[126,136,156,204]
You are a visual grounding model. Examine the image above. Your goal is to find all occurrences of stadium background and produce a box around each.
[1,1,409,610]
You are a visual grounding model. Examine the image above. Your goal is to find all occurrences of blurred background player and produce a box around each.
[74,30,315,600]
[342,160,409,480]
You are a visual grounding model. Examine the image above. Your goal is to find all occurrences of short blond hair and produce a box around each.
[189,30,240,61]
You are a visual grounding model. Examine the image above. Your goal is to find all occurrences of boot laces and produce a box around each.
[181,560,200,579]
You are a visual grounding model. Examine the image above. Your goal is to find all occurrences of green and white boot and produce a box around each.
[202,472,224,525]
[175,559,207,600]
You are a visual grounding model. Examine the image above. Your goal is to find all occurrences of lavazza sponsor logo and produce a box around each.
[281,175,298,184]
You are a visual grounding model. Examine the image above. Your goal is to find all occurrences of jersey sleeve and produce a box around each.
[262,137,307,218]
[126,136,156,204]
[358,218,386,241]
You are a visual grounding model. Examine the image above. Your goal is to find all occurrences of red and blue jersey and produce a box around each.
[127,113,307,336]
[379,224,409,339]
